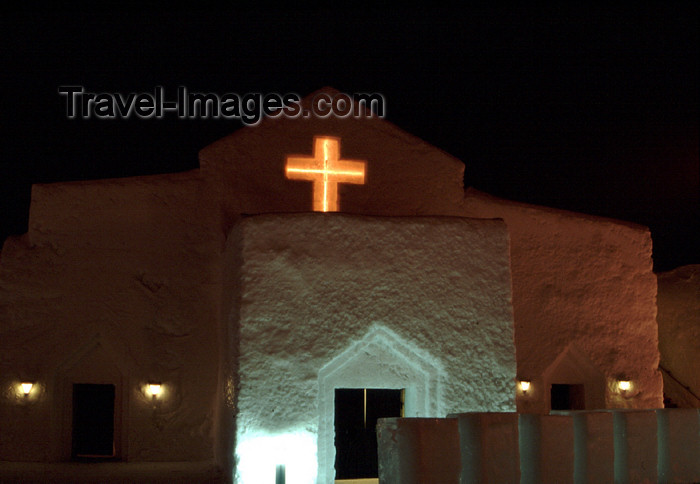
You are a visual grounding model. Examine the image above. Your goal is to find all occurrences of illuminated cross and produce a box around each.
[286,136,366,212]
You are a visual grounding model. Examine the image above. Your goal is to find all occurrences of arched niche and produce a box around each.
[316,324,444,483]
[542,344,605,412]
[50,334,134,461]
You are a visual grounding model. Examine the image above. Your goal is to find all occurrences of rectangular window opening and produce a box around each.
[71,383,116,460]
[334,388,404,480]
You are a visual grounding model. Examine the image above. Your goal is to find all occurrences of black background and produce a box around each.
[1,6,697,271]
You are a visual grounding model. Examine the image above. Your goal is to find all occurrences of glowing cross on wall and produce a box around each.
[285,137,366,212]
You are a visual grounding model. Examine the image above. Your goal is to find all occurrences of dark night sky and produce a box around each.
[1,6,697,271]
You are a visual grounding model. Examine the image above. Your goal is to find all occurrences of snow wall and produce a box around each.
[228,213,516,483]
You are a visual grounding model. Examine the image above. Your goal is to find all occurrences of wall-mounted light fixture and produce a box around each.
[518,380,531,394]
[617,380,631,393]
[20,382,34,396]
[148,383,162,398]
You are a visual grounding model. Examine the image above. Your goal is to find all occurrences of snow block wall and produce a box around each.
[0,172,224,471]
[455,412,521,483]
[228,213,516,483]
[656,265,700,408]
[379,410,700,483]
[376,418,460,484]
[519,413,575,483]
[572,411,615,482]
[462,190,662,412]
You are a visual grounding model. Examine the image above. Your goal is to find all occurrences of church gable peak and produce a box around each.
[198,88,466,220]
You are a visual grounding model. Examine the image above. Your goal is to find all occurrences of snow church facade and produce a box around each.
[0,90,661,482]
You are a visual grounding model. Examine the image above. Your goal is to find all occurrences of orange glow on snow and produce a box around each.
[286,137,365,212]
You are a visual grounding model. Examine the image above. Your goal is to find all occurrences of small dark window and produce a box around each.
[72,383,115,459]
[551,383,585,410]
[334,388,403,479]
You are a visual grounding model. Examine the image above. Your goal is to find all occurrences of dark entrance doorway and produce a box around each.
[334,388,403,479]
[550,383,586,410]
[71,383,116,459]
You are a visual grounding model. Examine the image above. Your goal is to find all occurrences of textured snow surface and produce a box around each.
[0,171,223,463]
[231,213,516,481]
[453,412,520,482]
[377,418,460,484]
[656,265,700,406]
[462,189,662,411]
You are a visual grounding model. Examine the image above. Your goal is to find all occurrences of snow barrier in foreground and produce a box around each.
[377,409,700,484]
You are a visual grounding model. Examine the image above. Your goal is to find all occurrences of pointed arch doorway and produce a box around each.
[316,325,443,483]
[543,345,606,412]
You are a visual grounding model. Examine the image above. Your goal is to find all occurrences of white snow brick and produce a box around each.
[613,410,657,484]
[657,408,700,483]
[376,417,460,484]
[572,411,614,484]
[519,413,575,484]
[453,412,520,483]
